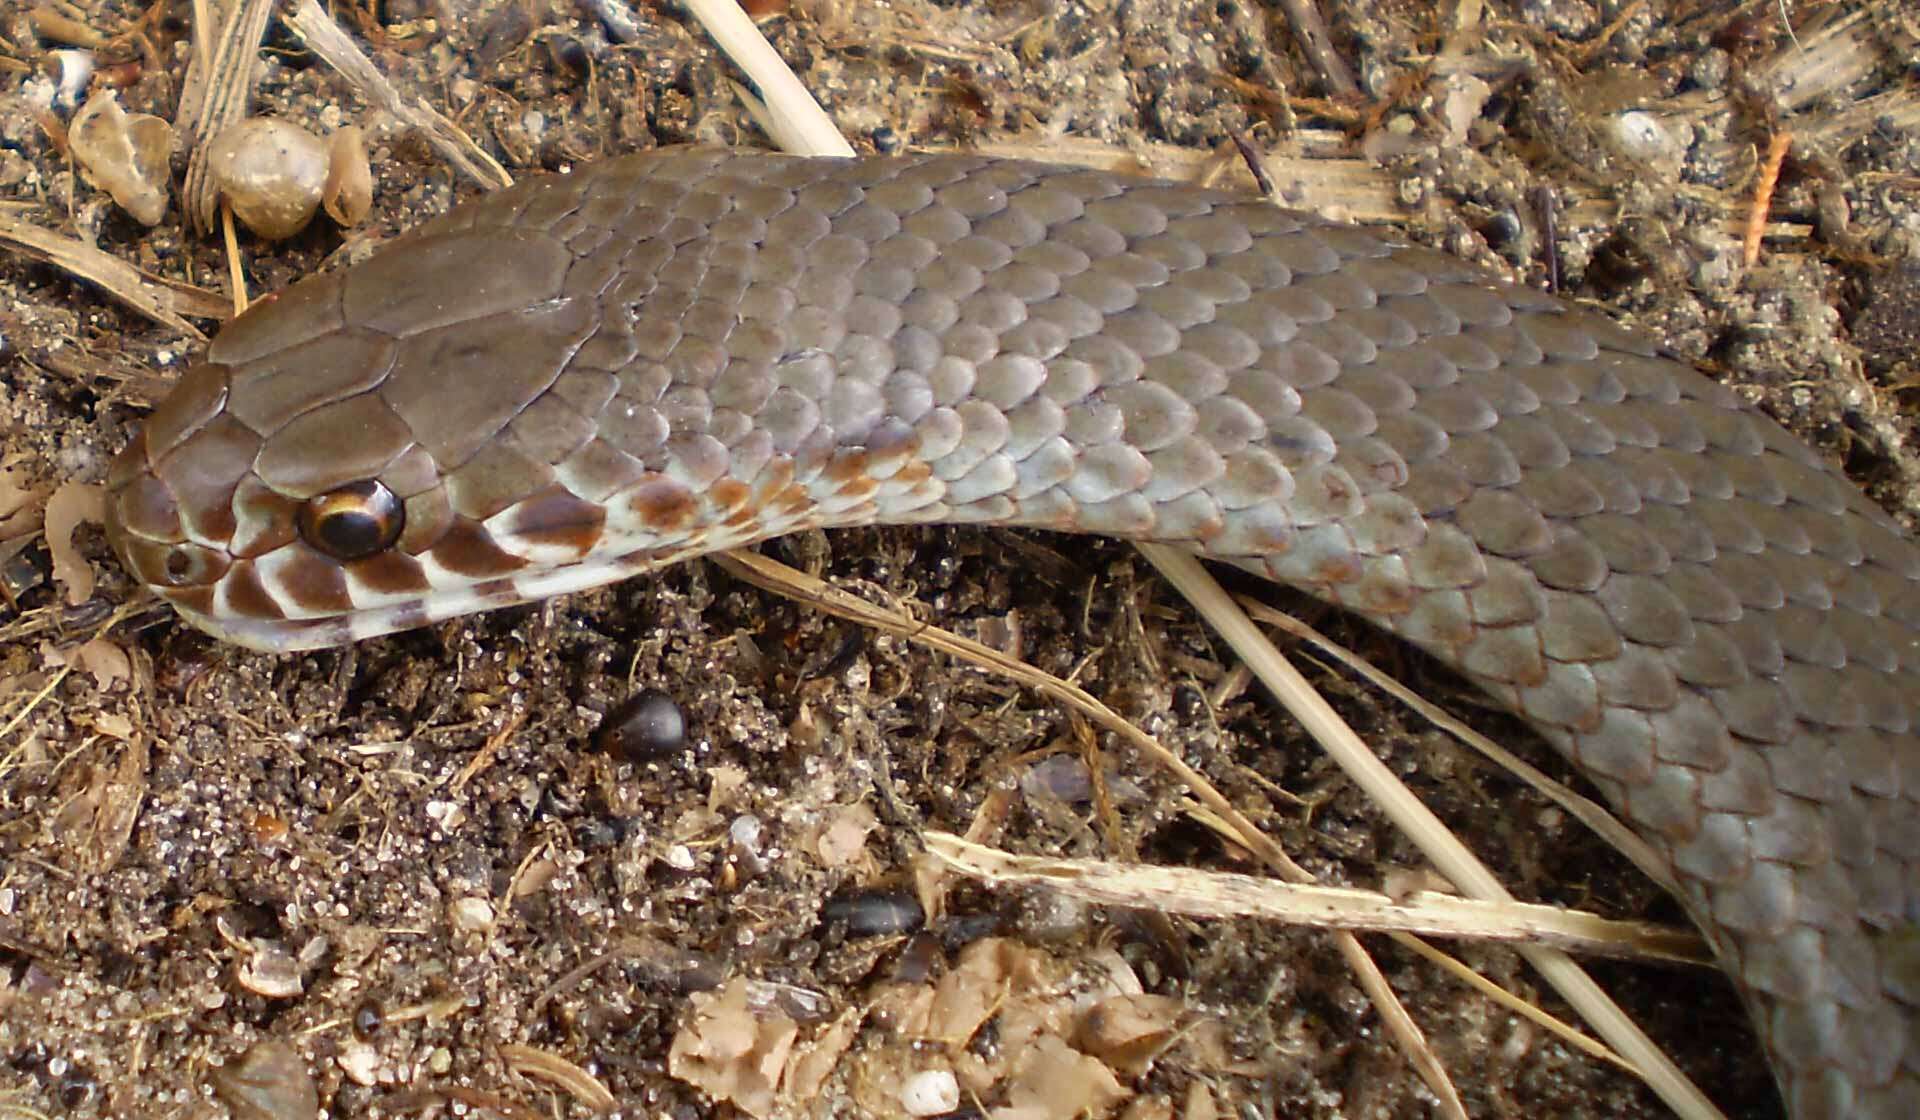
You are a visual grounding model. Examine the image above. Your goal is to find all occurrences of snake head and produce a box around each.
[101,229,813,652]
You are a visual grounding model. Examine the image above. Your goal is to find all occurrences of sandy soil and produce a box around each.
[1,1,1916,1117]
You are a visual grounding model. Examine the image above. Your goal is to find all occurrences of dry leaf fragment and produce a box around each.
[1119,1094,1177,1120]
[814,801,878,867]
[323,124,372,225]
[44,481,105,605]
[706,762,749,811]
[69,91,176,225]
[0,464,49,540]
[209,1040,317,1120]
[1181,1081,1221,1120]
[1073,993,1186,1076]
[1003,1034,1128,1117]
[64,638,132,690]
[782,1008,860,1101]
[668,978,800,1118]
[922,938,1051,1046]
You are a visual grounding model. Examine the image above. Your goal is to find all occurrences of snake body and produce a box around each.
[102,150,1918,1115]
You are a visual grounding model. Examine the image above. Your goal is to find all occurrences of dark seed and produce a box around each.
[822,890,925,938]
[547,35,591,78]
[890,932,943,984]
[595,689,686,760]
[350,997,383,1040]
[57,1068,98,1108]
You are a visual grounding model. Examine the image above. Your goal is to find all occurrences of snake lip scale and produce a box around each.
[101,149,1919,1117]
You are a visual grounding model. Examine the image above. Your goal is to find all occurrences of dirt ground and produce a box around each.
[1,1,1917,1117]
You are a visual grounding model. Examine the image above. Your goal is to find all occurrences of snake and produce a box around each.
[100,149,1917,1115]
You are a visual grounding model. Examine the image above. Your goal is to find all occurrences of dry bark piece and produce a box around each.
[207,118,331,239]
[68,91,176,225]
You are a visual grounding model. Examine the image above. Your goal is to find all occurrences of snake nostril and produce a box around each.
[298,479,405,561]
[164,549,193,582]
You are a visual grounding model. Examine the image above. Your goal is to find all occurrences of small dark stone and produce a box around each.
[595,690,686,760]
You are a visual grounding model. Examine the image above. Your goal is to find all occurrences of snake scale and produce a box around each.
[101,150,1917,1115]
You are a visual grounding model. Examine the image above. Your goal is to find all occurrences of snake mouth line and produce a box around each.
[159,549,689,652]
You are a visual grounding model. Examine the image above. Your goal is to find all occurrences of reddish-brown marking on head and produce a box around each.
[231,478,300,559]
[275,544,356,613]
[116,536,228,590]
[470,577,522,603]
[160,584,217,616]
[349,550,433,596]
[428,520,530,578]
[106,429,151,490]
[154,413,265,544]
[222,562,288,620]
[112,471,183,542]
[399,489,455,556]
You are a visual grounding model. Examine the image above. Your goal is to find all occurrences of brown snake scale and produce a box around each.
[103,150,1919,1115]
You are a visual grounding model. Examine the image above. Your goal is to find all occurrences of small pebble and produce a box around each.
[900,1069,959,1116]
[208,118,330,239]
[448,896,494,933]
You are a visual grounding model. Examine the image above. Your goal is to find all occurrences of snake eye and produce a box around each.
[298,480,404,561]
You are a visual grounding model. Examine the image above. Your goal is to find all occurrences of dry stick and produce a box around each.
[1137,543,1723,1120]
[0,209,225,335]
[1274,0,1359,97]
[681,0,854,158]
[1746,130,1792,267]
[1237,598,1676,894]
[281,0,511,191]
[925,833,1706,964]
[219,204,247,318]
